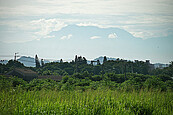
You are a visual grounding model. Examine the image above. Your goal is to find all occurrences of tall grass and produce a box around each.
[0,88,173,115]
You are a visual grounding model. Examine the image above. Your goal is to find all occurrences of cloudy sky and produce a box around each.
[0,0,173,63]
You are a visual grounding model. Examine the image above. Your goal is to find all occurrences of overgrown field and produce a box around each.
[0,88,173,115]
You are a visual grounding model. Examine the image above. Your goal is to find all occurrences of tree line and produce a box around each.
[0,56,172,91]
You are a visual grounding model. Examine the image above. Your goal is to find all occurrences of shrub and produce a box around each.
[91,75,103,81]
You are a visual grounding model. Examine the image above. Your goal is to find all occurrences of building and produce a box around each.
[146,60,155,70]
[5,68,63,81]
[6,68,38,81]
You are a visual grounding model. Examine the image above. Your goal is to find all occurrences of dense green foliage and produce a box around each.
[0,60,24,74]
[1,59,172,77]
[1,73,173,114]
[33,59,151,76]
[0,59,173,91]
[0,59,173,114]
[1,71,173,92]
[32,60,173,78]
[0,86,173,114]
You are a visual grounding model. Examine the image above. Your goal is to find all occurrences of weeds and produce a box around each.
[0,88,173,115]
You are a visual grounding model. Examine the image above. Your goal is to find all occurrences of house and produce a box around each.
[6,68,63,81]
[38,75,63,82]
[6,68,38,81]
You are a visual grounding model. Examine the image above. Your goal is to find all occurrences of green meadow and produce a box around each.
[1,88,173,115]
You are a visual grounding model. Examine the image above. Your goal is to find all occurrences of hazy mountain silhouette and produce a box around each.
[17,56,50,67]
[0,25,172,64]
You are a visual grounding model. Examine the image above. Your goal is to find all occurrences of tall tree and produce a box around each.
[75,55,78,63]
[41,59,44,67]
[83,57,87,64]
[97,60,100,65]
[60,59,63,63]
[103,56,107,64]
[35,55,40,68]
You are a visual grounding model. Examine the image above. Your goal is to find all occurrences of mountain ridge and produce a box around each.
[0,25,172,64]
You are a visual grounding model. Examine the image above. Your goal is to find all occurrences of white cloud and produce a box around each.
[90,36,100,39]
[77,22,104,28]
[120,24,173,39]
[44,35,55,38]
[31,18,67,38]
[0,0,173,40]
[60,34,72,40]
[0,0,172,17]
[130,32,153,39]
[108,33,117,39]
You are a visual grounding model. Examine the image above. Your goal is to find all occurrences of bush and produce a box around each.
[91,75,103,81]
[61,75,70,83]
[75,79,90,86]
[144,76,166,91]
[157,74,172,82]
[26,78,58,90]
[72,73,84,79]
[0,75,13,90]
[0,75,27,90]
[61,82,74,90]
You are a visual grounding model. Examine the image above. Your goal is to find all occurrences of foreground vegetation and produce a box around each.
[1,87,173,115]
[0,75,173,115]
[0,58,173,114]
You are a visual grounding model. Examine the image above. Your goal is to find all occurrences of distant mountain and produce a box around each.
[0,25,172,64]
[17,56,35,67]
[0,60,8,64]
[53,60,60,63]
[17,56,50,67]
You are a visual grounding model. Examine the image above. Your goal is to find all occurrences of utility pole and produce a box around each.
[14,52,19,61]
[14,52,18,61]
[14,52,20,61]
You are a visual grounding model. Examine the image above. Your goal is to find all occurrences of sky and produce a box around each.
[0,0,173,63]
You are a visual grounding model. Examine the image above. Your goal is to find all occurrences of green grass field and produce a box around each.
[0,88,173,115]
